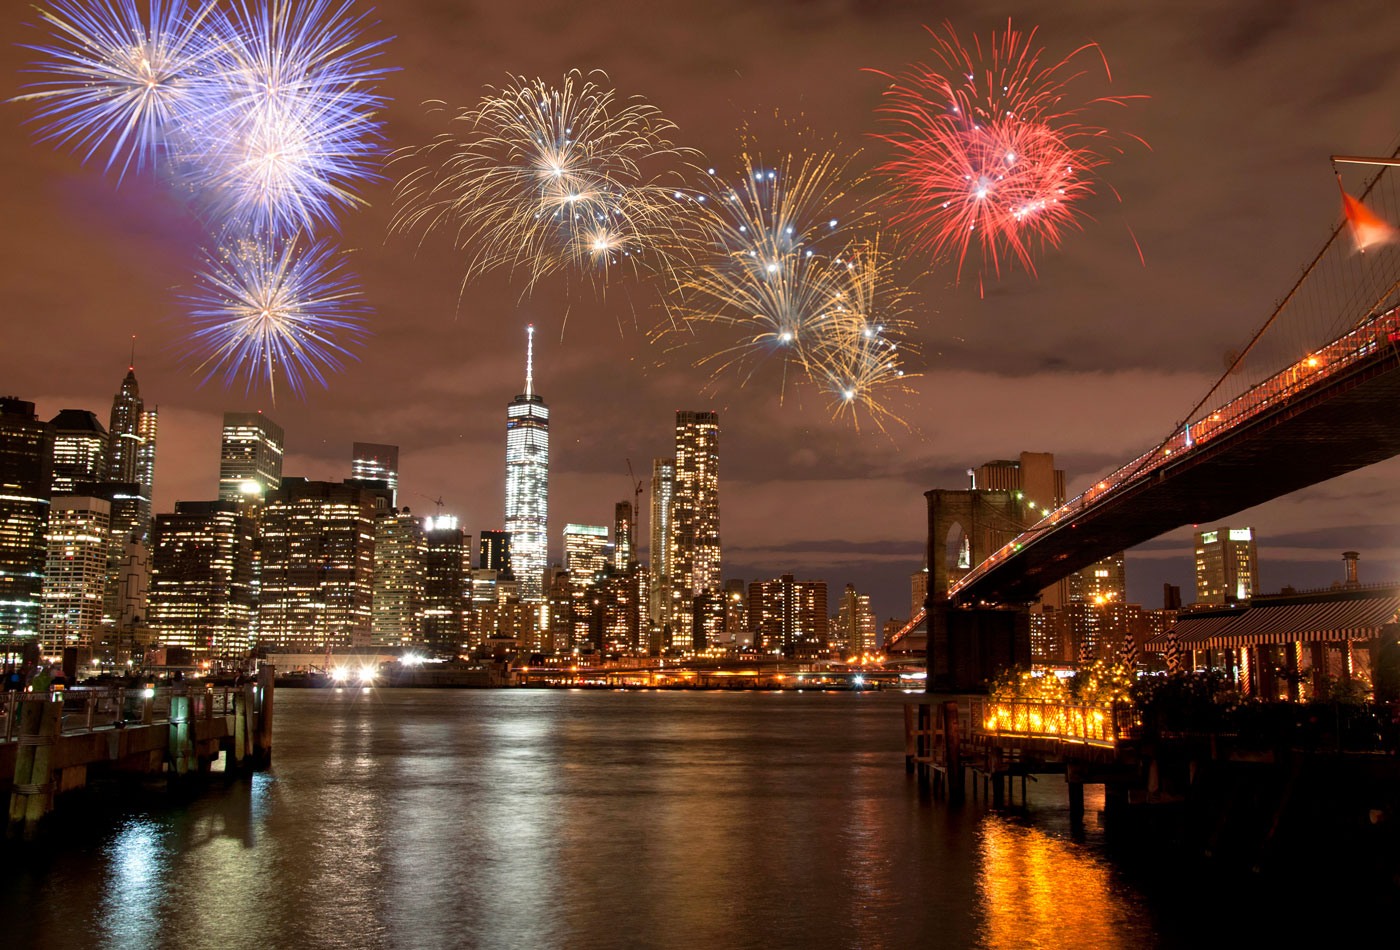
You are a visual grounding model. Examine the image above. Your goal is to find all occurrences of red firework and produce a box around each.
[872,20,1143,283]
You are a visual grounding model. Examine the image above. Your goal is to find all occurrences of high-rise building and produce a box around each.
[723,578,748,634]
[648,458,674,627]
[39,496,110,654]
[977,452,1068,610]
[148,501,256,659]
[219,412,284,502]
[564,524,609,581]
[910,564,928,620]
[135,405,157,534]
[103,364,157,544]
[422,514,471,657]
[1069,552,1126,604]
[593,565,650,654]
[1194,526,1259,605]
[0,399,52,648]
[105,367,144,484]
[504,325,549,601]
[257,479,382,651]
[613,500,636,570]
[974,453,1065,508]
[478,529,511,573]
[670,411,720,641]
[74,480,151,627]
[371,509,425,649]
[352,442,399,505]
[747,574,828,655]
[49,410,107,496]
[835,584,878,656]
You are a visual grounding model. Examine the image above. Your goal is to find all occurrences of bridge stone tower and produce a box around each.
[924,488,1032,692]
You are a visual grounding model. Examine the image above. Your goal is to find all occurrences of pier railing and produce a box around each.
[0,685,243,742]
[971,697,1138,748]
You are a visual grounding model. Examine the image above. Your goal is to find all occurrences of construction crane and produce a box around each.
[625,458,645,510]
[412,492,445,512]
[624,459,646,564]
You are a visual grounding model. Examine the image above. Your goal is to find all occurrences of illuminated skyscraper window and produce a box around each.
[352,442,400,505]
[219,412,284,502]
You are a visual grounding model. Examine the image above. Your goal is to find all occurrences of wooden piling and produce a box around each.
[7,695,61,840]
[942,701,964,803]
[167,694,193,784]
[254,664,275,769]
[903,704,915,774]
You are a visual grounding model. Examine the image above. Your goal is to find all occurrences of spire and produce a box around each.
[129,334,136,372]
[524,323,535,398]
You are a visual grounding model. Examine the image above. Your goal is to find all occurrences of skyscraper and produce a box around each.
[836,584,878,656]
[49,410,107,496]
[372,509,425,649]
[0,398,52,648]
[564,524,609,580]
[670,411,720,643]
[747,574,828,655]
[219,412,284,502]
[105,367,144,484]
[504,325,549,601]
[478,529,511,573]
[613,500,635,570]
[39,496,110,654]
[648,458,674,627]
[148,501,256,659]
[422,513,471,657]
[103,365,157,544]
[1064,552,1130,663]
[257,479,381,651]
[352,442,399,505]
[1194,527,1259,605]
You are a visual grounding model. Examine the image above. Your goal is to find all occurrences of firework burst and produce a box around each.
[872,19,1143,283]
[665,149,869,388]
[805,240,917,432]
[13,0,216,180]
[392,70,695,291]
[181,233,369,401]
[175,0,393,236]
[662,147,916,427]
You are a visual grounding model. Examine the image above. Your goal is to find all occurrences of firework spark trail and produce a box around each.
[872,19,1143,285]
[13,0,217,180]
[662,147,916,427]
[392,70,698,292]
[175,0,394,236]
[804,239,918,432]
[664,149,867,391]
[181,233,369,402]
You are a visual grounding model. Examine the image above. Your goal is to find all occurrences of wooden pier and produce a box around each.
[1,664,276,840]
[902,692,1400,872]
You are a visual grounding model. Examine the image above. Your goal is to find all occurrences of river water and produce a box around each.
[5,689,1217,949]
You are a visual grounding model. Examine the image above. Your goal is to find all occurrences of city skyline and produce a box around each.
[5,2,1400,623]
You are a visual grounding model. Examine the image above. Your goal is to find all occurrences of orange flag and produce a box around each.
[1339,179,1398,252]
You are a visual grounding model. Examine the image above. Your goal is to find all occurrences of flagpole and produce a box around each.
[1332,155,1400,167]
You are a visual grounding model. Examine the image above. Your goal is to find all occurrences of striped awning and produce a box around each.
[1206,595,1400,649]
[1169,612,1249,648]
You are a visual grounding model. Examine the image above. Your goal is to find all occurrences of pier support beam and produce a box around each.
[7,695,61,840]
[1067,764,1086,830]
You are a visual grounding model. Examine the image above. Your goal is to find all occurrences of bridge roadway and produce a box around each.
[951,307,1400,605]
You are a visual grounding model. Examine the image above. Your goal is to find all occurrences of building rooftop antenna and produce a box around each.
[524,324,534,398]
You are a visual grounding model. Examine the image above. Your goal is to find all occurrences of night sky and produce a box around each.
[4,0,1400,624]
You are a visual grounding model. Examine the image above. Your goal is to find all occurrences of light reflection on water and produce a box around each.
[3,690,1182,949]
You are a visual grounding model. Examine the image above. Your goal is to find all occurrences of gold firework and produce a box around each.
[660,145,916,428]
[392,69,697,292]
